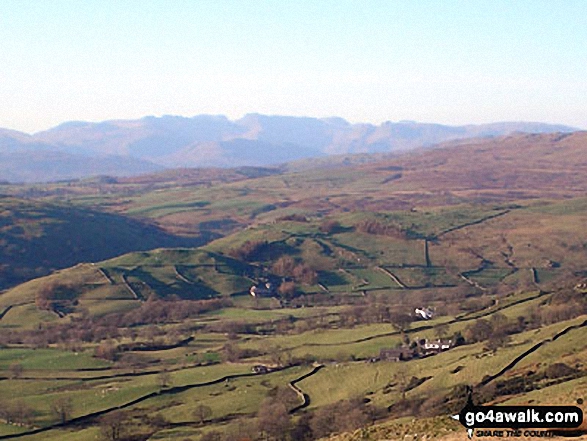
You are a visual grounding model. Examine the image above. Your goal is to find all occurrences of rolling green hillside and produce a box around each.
[0,197,207,290]
[4,132,587,240]
[1,197,585,332]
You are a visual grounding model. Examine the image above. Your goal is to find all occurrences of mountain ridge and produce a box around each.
[0,114,577,182]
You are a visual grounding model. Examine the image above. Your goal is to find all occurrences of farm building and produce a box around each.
[249,282,276,297]
[421,339,452,354]
[252,365,269,374]
[414,307,434,320]
[379,347,414,362]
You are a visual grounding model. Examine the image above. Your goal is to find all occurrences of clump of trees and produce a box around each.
[276,214,308,222]
[120,296,232,327]
[338,301,414,329]
[462,287,587,353]
[271,256,295,277]
[464,313,524,351]
[99,411,128,441]
[0,400,34,427]
[206,320,255,335]
[291,264,318,285]
[255,385,379,441]
[94,340,118,361]
[539,288,587,325]
[271,256,318,285]
[319,219,342,234]
[221,342,262,362]
[35,281,77,313]
[257,387,297,440]
[355,219,405,239]
[277,281,296,299]
[228,240,269,261]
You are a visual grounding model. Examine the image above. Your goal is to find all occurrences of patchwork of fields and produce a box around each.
[1,134,587,440]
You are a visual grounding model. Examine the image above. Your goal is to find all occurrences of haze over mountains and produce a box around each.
[0,114,577,182]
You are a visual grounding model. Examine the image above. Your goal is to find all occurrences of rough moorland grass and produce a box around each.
[501,375,587,406]
[326,415,462,441]
[509,315,587,369]
[385,205,510,238]
[433,209,587,277]
[123,186,219,217]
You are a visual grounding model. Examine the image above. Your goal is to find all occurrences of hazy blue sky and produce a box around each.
[1,0,586,133]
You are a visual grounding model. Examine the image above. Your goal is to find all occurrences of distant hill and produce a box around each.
[376,131,587,198]
[0,197,208,290]
[98,131,587,246]
[0,114,577,182]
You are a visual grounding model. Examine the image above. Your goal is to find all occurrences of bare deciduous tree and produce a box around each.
[51,396,73,424]
[192,404,212,425]
[257,400,291,441]
[157,370,172,389]
[100,411,127,441]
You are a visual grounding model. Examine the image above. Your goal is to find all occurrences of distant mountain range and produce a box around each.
[0,114,578,182]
